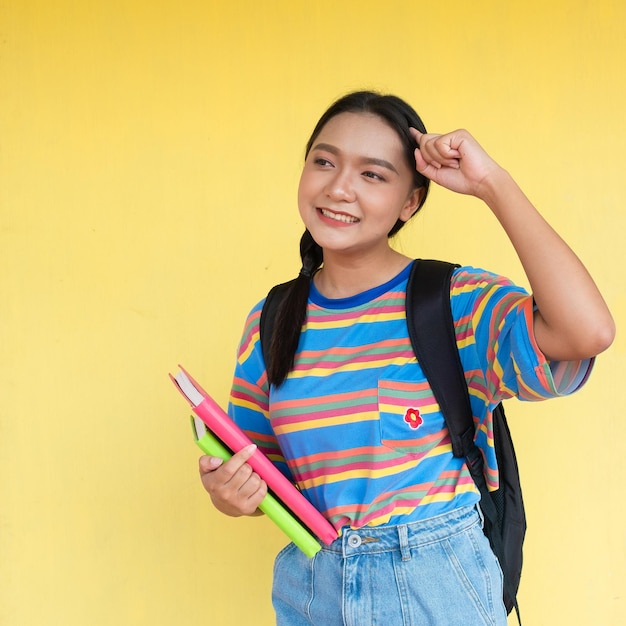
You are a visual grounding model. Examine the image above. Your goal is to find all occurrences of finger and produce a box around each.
[420,138,461,170]
[420,134,457,158]
[235,478,268,516]
[414,132,444,168]
[414,147,439,174]
[237,471,266,499]
[409,127,423,144]
[246,478,268,509]
[199,444,257,490]
[433,135,461,160]
[410,128,443,168]
[215,444,257,479]
[415,129,462,163]
[199,455,224,475]
[201,456,254,500]
[212,447,260,498]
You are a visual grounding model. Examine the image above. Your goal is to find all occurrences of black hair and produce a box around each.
[267,90,430,387]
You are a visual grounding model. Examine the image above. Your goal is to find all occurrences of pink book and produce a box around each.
[170,366,338,546]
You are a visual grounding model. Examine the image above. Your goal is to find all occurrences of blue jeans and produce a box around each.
[272,506,507,625]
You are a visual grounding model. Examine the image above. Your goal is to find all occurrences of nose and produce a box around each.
[325,169,356,203]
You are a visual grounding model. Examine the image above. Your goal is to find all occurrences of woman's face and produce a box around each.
[298,112,421,257]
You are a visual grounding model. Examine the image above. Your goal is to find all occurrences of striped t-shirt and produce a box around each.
[228,262,593,531]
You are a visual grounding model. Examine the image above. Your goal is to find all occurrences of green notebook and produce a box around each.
[191,416,321,557]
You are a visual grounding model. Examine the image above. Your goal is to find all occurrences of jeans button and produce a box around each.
[348,534,362,548]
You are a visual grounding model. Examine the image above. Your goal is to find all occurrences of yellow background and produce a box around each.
[1,1,624,624]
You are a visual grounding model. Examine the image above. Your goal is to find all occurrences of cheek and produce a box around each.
[297,171,315,209]
[297,175,311,222]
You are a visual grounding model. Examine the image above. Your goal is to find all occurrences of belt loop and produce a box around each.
[398,524,411,561]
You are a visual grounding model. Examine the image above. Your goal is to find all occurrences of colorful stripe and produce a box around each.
[228,263,594,530]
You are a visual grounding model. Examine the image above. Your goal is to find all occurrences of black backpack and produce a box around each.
[260,259,525,621]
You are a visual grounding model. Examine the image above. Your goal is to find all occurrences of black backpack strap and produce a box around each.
[406,259,521,622]
[406,259,474,458]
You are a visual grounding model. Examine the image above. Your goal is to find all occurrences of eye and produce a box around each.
[363,170,385,181]
[313,157,333,167]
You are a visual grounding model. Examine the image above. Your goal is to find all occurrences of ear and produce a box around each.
[399,186,425,222]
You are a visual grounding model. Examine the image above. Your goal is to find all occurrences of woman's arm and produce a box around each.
[411,128,615,361]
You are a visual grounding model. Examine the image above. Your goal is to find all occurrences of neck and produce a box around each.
[313,247,412,299]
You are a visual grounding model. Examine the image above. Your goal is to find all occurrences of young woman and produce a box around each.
[199,91,615,625]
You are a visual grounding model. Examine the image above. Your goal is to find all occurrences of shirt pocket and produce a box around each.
[378,369,447,456]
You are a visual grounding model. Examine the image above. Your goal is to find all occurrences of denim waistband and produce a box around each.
[326,506,481,558]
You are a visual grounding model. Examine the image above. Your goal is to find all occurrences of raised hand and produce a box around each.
[409,127,614,361]
[410,127,503,199]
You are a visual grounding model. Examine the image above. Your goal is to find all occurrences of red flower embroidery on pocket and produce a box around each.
[404,408,423,429]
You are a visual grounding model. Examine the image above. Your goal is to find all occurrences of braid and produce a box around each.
[299,229,323,276]
[267,230,322,387]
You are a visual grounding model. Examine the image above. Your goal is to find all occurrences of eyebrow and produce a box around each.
[311,142,399,175]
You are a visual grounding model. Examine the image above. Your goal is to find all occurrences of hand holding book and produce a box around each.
[198,438,267,518]
[171,366,339,556]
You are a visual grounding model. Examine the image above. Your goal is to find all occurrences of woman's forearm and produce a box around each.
[478,168,615,361]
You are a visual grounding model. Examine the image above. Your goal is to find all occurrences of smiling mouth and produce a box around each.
[319,208,360,224]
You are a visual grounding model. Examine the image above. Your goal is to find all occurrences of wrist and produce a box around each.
[475,166,515,206]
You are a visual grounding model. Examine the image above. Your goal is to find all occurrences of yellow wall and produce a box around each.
[1,1,624,624]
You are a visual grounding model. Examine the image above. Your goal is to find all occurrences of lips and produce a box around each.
[318,207,360,224]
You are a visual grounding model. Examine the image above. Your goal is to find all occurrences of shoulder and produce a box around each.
[236,297,266,358]
[450,265,520,292]
[450,266,528,309]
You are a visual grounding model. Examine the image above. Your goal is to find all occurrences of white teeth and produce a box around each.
[320,208,359,223]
